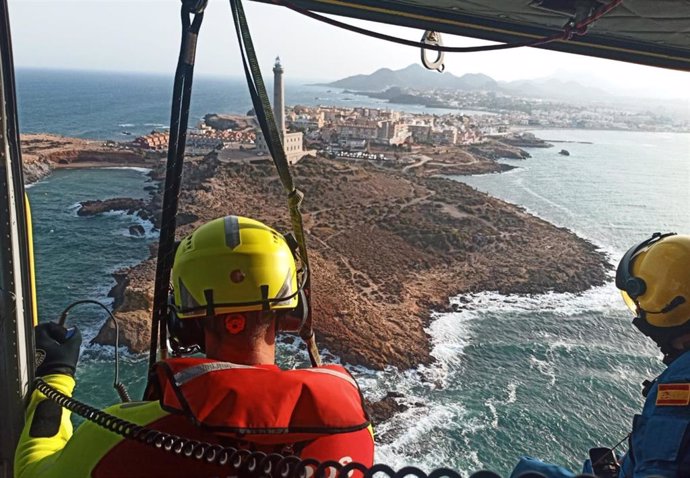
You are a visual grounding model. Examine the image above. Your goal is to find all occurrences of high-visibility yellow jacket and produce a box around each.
[14,361,375,478]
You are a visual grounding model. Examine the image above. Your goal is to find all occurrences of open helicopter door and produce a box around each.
[0,1,37,477]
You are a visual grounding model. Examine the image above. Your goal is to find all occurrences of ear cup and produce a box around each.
[625,277,647,299]
[277,288,308,332]
[616,232,676,299]
[276,232,308,333]
[167,304,205,354]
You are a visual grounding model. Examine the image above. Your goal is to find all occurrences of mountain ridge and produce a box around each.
[320,63,611,102]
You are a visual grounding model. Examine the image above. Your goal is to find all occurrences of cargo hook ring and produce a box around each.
[420,30,445,72]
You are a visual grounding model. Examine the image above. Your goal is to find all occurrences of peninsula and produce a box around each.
[85,141,608,370]
[20,130,609,371]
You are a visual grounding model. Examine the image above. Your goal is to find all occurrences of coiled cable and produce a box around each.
[34,378,465,478]
[58,299,131,402]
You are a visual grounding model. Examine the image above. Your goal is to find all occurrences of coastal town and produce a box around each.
[17,58,677,371]
[132,104,486,161]
[127,61,687,166]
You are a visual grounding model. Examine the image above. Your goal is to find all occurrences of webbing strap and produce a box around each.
[148,1,207,379]
[229,0,320,366]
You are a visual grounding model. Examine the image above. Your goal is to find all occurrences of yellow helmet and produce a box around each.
[172,216,299,319]
[616,233,690,329]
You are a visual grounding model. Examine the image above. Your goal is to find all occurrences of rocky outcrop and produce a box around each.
[203,114,254,131]
[23,157,53,185]
[94,144,610,369]
[499,132,553,148]
[365,392,410,425]
[129,224,146,236]
[92,259,157,353]
[470,140,531,160]
[78,198,146,216]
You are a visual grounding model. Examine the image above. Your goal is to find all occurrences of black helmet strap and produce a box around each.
[632,315,690,365]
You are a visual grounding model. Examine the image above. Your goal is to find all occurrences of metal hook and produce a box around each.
[420,30,445,72]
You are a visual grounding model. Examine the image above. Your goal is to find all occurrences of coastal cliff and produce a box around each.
[21,134,154,184]
[90,142,610,370]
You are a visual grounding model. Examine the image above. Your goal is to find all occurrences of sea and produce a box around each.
[18,69,690,477]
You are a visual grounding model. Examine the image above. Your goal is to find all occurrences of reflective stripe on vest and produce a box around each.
[174,361,263,386]
[153,357,370,445]
[173,360,358,389]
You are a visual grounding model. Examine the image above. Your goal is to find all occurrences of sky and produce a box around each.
[6,0,690,100]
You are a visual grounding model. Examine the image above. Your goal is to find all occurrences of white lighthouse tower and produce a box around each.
[254,56,310,165]
[273,56,286,139]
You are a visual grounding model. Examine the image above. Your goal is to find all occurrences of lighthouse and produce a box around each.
[273,56,286,139]
[253,56,310,164]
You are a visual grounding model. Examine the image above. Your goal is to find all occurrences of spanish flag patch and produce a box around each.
[657,383,690,406]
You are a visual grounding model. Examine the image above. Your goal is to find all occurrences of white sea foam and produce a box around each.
[486,400,500,429]
[529,355,557,386]
[82,342,145,363]
[506,381,518,403]
[102,166,151,174]
[116,215,158,240]
[67,202,83,217]
[78,207,156,240]
[448,283,627,318]
[118,123,135,128]
[375,399,470,471]
[359,283,632,471]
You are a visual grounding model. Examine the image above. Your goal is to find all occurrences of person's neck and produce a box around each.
[207,347,276,365]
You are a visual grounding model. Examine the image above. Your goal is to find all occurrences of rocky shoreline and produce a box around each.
[23,133,610,371]
[21,134,158,184]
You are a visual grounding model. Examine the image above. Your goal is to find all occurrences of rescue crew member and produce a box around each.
[511,232,690,478]
[15,215,374,478]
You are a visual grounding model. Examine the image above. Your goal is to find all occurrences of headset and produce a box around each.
[166,232,309,355]
[615,232,690,364]
[615,231,687,317]
[615,232,676,300]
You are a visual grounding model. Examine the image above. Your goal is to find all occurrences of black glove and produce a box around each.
[35,322,82,377]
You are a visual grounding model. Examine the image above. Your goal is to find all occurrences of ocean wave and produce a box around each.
[117,215,158,240]
[118,123,135,128]
[66,202,83,217]
[448,284,627,317]
[60,293,116,343]
[81,342,146,363]
[77,208,156,241]
[486,381,518,414]
[102,166,152,174]
[375,399,471,472]
[529,355,557,386]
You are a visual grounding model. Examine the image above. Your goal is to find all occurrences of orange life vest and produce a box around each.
[151,358,371,445]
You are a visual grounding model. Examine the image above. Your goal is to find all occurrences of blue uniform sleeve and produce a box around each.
[510,456,576,478]
[626,411,690,478]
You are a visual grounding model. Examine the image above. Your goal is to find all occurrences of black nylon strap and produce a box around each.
[148,2,207,379]
[229,0,320,366]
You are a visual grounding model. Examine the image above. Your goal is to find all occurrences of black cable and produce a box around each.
[274,0,545,53]
[229,0,320,366]
[34,378,465,478]
[270,0,622,53]
[149,0,207,380]
[58,299,131,402]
